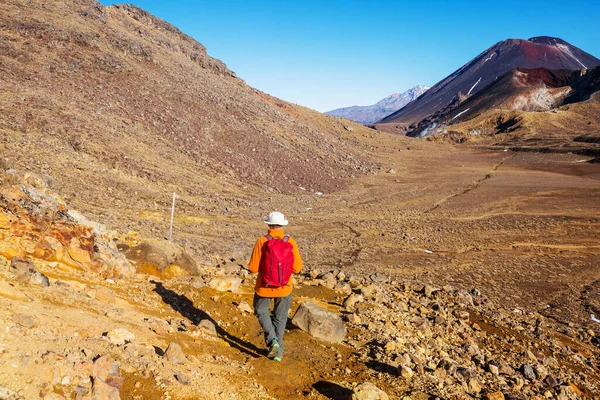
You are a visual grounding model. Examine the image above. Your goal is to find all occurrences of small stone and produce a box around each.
[107,328,134,346]
[237,300,252,313]
[343,293,364,310]
[91,378,120,400]
[484,392,505,400]
[344,313,362,324]
[399,365,414,379]
[12,313,36,328]
[164,342,186,364]
[175,372,190,385]
[489,364,499,375]
[198,319,217,336]
[207,277,242,292]
[467,379,482,394]
[586,329,595,337]
[534,364,548,380]
[146,317,171,336]
[422,285,439,297]
[522,364,536,380]
[0,386,15,399]
[543,374,559,388]
[92,355,120,382]
[360,284,379,299]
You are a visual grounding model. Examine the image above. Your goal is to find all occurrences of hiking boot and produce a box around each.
[267,338,279,358]
[273,356,282,362]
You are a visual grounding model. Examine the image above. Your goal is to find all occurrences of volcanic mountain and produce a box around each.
[412,65,600,156]
[376,36,600,131]
[325,85,430,124]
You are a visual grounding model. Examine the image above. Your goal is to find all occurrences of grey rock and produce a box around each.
[291,301,347,343]
[522,364,536,380]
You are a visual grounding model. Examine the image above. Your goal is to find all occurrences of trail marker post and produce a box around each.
[169,192,180,242]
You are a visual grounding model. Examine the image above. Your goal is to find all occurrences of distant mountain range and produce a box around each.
[377,36,600,132]
[325,85,430,124]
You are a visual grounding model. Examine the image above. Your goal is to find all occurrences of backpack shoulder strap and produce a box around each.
[265,234,273,240]
[283,235,290,242]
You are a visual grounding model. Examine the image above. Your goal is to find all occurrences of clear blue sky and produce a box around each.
[100,0,600,112]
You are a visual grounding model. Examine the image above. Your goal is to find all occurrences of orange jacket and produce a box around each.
[248,228,303,297]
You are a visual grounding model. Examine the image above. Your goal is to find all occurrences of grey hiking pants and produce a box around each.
[253,293,292,358]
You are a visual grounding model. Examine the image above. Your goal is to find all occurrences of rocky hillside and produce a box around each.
[325,86,430,125]
[1,172,599,399]
[0,0,378,200]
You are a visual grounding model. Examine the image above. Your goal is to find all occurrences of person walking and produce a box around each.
[248,211,303,362]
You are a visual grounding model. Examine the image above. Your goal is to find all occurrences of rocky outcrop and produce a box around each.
[0,172,135,278]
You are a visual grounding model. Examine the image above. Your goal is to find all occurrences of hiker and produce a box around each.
[248,211,303,362]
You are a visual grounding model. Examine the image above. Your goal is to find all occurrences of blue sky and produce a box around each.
[100,1,600,112]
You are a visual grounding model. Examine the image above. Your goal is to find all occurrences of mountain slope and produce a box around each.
[0,0,378,207]
[376,36,600,130]
[325,85,430,124]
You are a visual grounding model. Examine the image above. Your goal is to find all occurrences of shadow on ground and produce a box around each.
[151,280,263,358]
[366,359,398,377]
[313,381,353,400]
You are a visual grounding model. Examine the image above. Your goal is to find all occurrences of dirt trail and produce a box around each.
[425,155,512,213]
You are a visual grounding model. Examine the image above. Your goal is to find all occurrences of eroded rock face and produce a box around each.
[291,301,347,343]
[0,173,135,278]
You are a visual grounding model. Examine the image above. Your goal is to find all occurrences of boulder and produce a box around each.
[350,382,388,400]
[119,239,198,275]
[291,301,346,343]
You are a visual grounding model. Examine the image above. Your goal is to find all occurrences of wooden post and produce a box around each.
[169,192,178,242]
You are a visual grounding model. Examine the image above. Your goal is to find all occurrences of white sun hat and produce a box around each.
[264,211,288,226]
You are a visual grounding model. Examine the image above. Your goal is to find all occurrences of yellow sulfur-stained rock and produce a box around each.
[67,237,93,264]
[0,281,31,301]
[0,213,12,229]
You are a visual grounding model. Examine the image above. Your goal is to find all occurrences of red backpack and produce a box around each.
[261,234,294,287]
